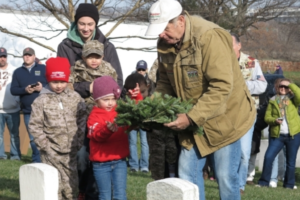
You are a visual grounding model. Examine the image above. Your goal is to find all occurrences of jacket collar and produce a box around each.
[67,24,107,48]
[40,84,69,95]
[74,59,99,71]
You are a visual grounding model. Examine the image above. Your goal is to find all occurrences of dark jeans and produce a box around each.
[78,137,98,200]
[258,133,300,188]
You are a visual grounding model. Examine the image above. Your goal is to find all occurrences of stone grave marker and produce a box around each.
[147,178,199,200]
[19,163,58,200]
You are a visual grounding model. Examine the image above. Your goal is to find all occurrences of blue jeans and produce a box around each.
[128,129,149,171]
[92,159,127,200]
[0,111,21,160]
[271,154,279,182]
[24,114,41,163]
[178,145,206,200]
[270,133,279,183]
[238,123,255,190]
[213,139,241,200]
[258,134,300,188]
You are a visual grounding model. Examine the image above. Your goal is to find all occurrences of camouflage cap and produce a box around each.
[82,40,104,57]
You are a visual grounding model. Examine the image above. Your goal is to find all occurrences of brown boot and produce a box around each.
[240,189,245,195]
[246,180,255,185]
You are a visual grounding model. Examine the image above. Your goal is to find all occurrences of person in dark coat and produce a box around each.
[274,65,283,75]
[57,3,123,200]
[57,3,123,95]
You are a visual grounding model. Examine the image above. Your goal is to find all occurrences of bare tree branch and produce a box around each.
[105,0,148,37]
[0,26,55,52]
[115,46,157,52]
[108,36,158,40]
[35,0,70,29]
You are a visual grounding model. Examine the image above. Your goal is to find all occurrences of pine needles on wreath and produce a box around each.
[115,93,204,136]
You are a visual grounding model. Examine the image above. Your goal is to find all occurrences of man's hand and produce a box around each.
[164,113,191,131]
[33,82,43,92]
[128,83,140,98]
[106,121,118,132]
[25,85,35,94]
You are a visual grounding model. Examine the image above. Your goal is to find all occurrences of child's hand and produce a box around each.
[128,83,140,98]
[106,121,118,132]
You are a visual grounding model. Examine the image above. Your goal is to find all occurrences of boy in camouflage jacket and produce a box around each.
[29,57,87,200]
[69,40,118,114]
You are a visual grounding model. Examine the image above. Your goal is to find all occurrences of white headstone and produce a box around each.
[19,163,59,200]
[147,178,199,200]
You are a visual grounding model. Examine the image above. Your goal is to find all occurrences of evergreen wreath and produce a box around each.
[115,93,203,136]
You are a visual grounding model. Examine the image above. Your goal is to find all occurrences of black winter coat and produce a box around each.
[57,28,123,98]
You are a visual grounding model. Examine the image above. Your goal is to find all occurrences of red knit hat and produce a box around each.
[45,57,70,82]
[93,76,121,101]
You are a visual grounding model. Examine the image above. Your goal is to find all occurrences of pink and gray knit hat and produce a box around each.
[93,76,121,101]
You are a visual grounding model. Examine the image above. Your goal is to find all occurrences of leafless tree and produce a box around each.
[241,19,300,61]
[0,0,156,53]
[0,0,297,55]
[179,0,297,36]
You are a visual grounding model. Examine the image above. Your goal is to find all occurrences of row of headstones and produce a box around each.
[19,163,200,200]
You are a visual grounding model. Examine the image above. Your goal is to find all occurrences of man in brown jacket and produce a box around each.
[145,0,256,200]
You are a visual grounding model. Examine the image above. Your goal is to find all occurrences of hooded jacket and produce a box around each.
[155,12,256,156]
[57,25,123,97]
[29,85,87,153]
[87,92,143,162]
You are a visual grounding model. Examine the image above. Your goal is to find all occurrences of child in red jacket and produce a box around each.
[87,76,142,200]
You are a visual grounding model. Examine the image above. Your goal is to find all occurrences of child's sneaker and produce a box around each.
[77,192,85,200]
[210,177,215,181]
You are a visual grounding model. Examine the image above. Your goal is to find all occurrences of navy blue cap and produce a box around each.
[0,47,7,57]
[136,60,147,70]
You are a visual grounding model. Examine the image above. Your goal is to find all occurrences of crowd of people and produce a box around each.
[0,1,300,200]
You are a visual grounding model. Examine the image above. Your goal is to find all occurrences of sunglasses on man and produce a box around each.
[279,85,289,89]
[137,68,146,72]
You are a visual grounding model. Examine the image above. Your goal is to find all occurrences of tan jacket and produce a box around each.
[29,86,87,153]
[156,12,256,156]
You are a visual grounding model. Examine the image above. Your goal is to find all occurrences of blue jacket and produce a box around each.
[10,63,48,114]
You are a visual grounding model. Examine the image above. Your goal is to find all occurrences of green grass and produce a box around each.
[283,71,300,87]
[1,152,300,200]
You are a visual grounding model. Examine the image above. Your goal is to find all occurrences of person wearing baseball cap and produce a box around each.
[136,60,148,76]
[0,47,21,161]
[145,0,256,200]
[11,46,47,164]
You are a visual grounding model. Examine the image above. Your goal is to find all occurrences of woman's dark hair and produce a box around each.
[124,73,147,91]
